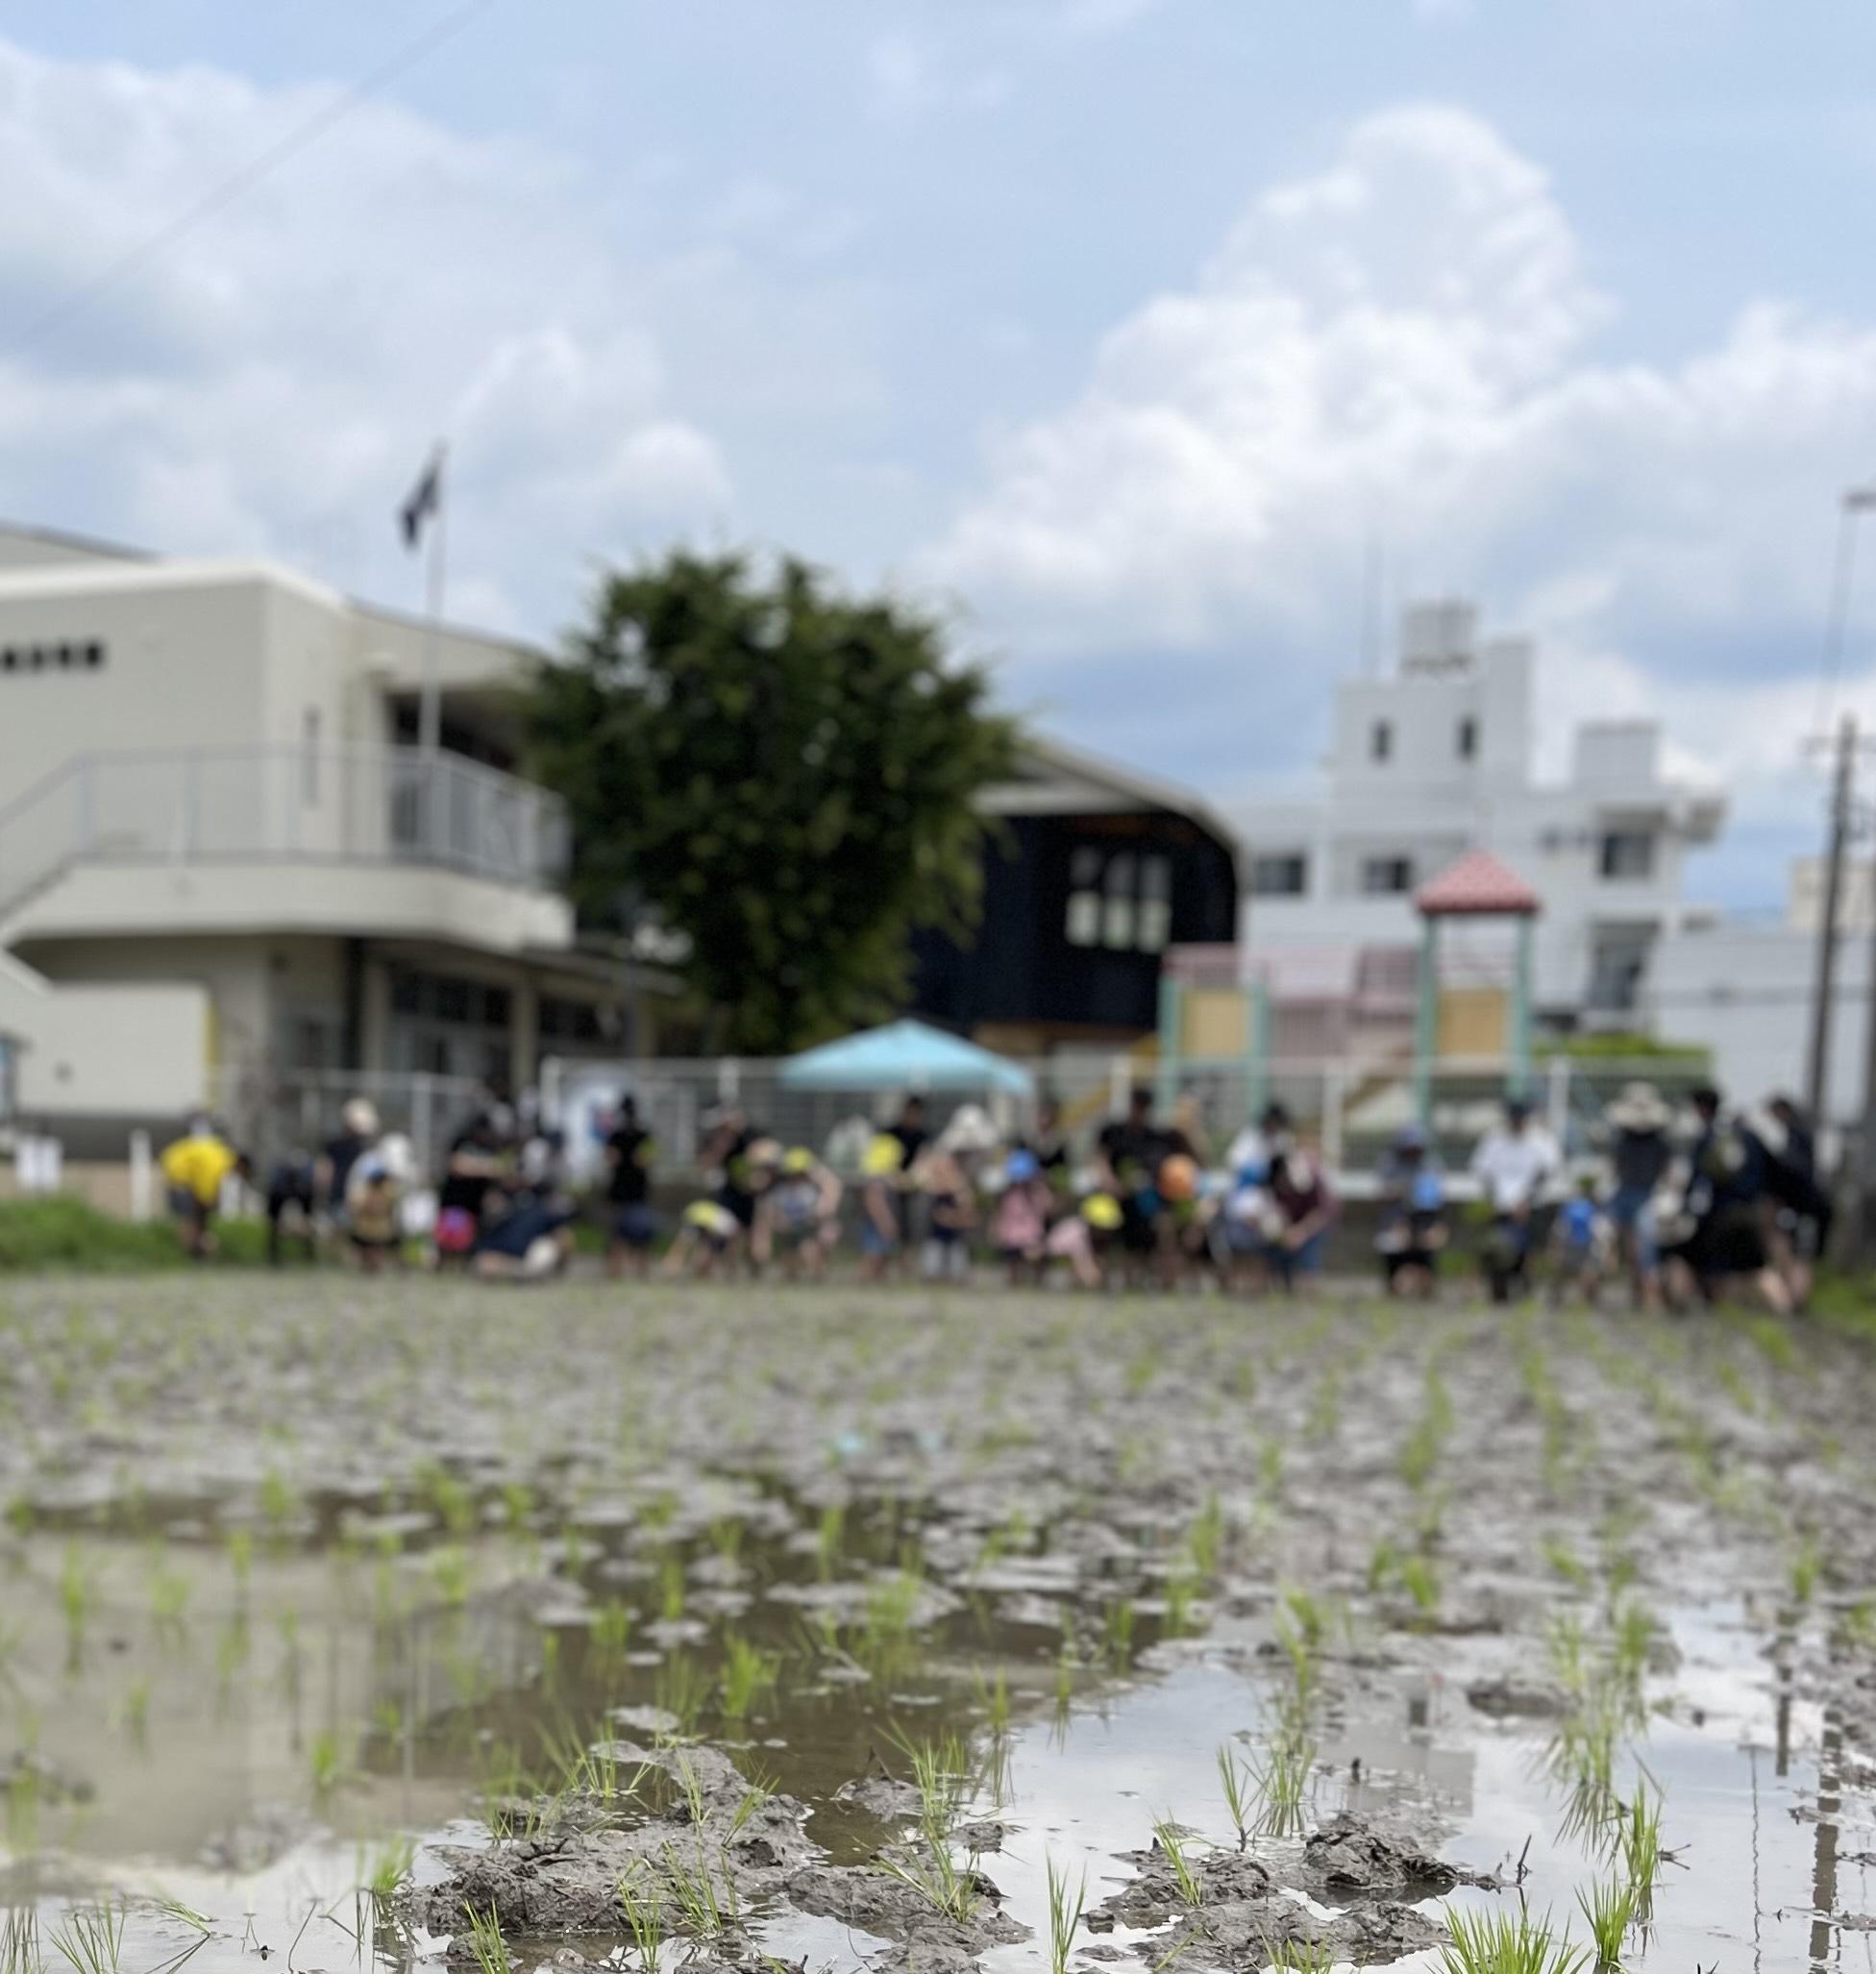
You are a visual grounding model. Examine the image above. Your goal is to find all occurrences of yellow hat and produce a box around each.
[863,1133,905,1177]
[783,1147,815,1174]
[1081,1192,1123,1231]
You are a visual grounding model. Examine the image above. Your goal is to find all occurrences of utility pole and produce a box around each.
[1807,713,1857,1123]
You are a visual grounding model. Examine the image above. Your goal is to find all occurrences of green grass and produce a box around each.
[1437,1907,1589,1974]
[1575,1876,1635,1967]
[1047,1857,1087,1974]
[47,1903,124,1974]
[0,1198,271,1271]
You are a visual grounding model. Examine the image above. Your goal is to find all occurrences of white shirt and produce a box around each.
[1470,1125,1560,1212]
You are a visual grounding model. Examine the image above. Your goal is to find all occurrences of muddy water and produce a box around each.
[4,1277,1876,1971]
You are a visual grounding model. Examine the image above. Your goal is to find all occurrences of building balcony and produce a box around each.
[0,745,574,955]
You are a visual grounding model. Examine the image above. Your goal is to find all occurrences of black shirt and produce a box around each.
[888,1122,927,1168]
[439,1134,498,1218]
[606,1124,655,1206]
[1612,1128,1671,1196]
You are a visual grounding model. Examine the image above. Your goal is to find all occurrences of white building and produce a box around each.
[0,521,669,1167]
[1230,602,1727,1031]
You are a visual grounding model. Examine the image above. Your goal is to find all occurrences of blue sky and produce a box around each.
[4,1,1876,905]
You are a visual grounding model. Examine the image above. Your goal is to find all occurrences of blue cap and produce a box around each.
[1007,1148,1040,1182]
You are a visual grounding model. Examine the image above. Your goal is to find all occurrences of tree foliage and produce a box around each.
[529,551,1021,1053]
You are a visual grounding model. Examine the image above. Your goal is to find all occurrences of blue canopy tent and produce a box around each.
[778,1019,1033,1097]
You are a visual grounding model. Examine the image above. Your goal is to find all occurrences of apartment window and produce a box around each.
[1065,847,1103,948]
[0,639,104,673]
[1599,829,1655,881]
[1457,716,1477,761]
[1138,855,1172,953]
[1064,844,1175,954]
[1102,852,1137,950]
[1370,720,1393,763]
[1251,852,1308,898]
[1361,854,1415,896]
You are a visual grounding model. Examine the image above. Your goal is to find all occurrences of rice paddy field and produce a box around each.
[2,1273,1875,1974]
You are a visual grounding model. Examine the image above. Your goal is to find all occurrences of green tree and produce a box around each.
[529,551,1021,1053]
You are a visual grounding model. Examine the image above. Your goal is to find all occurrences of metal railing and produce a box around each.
[0,745,571,919]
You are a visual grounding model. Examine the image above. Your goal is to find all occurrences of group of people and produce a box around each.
[1372,1080,1832,1315]
[177,1071,1834,1312]
[613,1084,1341,1295]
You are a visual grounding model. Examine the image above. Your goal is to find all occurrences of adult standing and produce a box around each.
[1663,1086,1790,1317]
[605,1097,659,1279]
[1469,1096,1561,1304]
[1763,1095,1833,1312]
[1601,1081,1674,1310]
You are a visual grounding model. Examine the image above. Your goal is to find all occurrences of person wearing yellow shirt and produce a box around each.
[158,1121,251,1259]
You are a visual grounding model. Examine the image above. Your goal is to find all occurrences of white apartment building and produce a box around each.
[1230,603,1727,1030]
[0,522,664,1160]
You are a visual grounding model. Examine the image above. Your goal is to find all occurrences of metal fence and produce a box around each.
[0,744,570,918]
[203,1049,1722,1193]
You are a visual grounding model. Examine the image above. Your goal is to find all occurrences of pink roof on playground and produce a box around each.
[1414,850,1541,918]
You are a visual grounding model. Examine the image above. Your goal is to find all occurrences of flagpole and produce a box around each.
[416,441,448,856]
[417,441,448,760]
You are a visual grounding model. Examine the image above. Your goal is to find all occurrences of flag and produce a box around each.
[400,448,444,550]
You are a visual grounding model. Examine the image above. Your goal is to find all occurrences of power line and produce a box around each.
[2,0,502,362]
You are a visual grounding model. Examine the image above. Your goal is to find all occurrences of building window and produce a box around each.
[1371,720,1393,763]
[1598,829,1654,881]
[1138,855,1172,953]
[1457,716,1477,760]
[1361,855,1415,896]
[1102,852,1137,950]
[1251,852,1308,898]
[0,640,105,672]
[1065,844,1176,953]
[1065,847,1102,948]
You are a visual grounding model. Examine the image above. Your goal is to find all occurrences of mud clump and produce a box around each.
[1090,1830,1442,1967]
[1302,1813,1463,1893]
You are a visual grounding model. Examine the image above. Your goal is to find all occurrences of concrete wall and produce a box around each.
[1648,921,1867,1123]
[0,954,210,1119]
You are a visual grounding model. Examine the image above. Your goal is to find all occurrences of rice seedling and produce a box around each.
[672,1752,708,1829]
[1399,1553,1441,1619]
[1217,1742,1255,1851]
[659,1555,687,1623]
[1435,1906,1589,1974]
[1104,1595,1137,1669]
[1608,1601,1655,1693]
[975,1664,1012,1735]
[259,1469,299,1541]
[1258,1441,1284,1503]
[59,1545,98,1665]
[362,1835,417,1901]
[654,1654,708,1739]
[1791,1534,1823,1609]
[875,1837,982,1925]
[148,1552,190,1639]
[1542,1539,1593,1593]
[47,1901,124,1974]
[226,1527,252,1588]
[431,1546,474,1607]
[116,1676,152,1749]
[1837,1595,1876,1654]
[658,1838,740,1937]
[1575,1876,1635,1967]
[590,1600,633,1663]
[1047,1857,1088,1974]
[310,1727,343,1794]
[1544,1612,1591,1698]
[1614,1784,1665,1904]
[728,1767,777,1839]
[815,1503,845,1578]
[1247,1729,1316,1838]
[893,1729,975,1846]
[1164,1565,1200,1636]
[1150,1816,1204,1908]
[464,1906,513,1974]
[1366,1537,1399,1593]
[420,1463,478,1538]
[1187,1493,1226,1578]
[3,1907,44,1974]
[1259,1940,1335,1974]
[707,1515,744,1565]
[617,1864,666,1970]
[718,1635,780,1718]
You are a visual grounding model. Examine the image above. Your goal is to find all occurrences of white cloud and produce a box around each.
[925,104,1876,890]
[865,34,1013,121]
[0,36,730,618]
